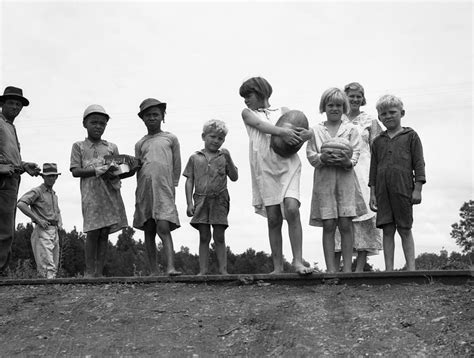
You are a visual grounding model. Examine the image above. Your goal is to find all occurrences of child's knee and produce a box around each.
[397,227,412,239]
[267,213,283,229]
[382,223,396,236]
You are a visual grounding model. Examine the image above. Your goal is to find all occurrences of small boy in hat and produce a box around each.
[0,86,40,272]
[17,163,62,279]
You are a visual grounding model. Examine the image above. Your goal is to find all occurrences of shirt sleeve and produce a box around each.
[368,140,378,187]
[70,142,82,170]
[306,128,324,168]
[369,119,384,145]
[182,155,194,179]
[171,135,181,187]
[18,188,40,206]
[349,126,362,167]
[411,132,426,184]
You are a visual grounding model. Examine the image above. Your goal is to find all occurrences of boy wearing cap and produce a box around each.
[0,86,40,273]
[70,104,129,278]
[17,163,62,279]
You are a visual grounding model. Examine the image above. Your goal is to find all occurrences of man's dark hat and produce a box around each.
[0,86,29,106]
[138,98,167,118]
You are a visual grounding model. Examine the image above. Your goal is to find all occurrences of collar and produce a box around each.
[380,127,413,138]
[40,183,55,194]
[256,107,279,113]
[196,149,223,157]
[84,137,108,148]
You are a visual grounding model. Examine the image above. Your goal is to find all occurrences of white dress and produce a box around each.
[335,112,383,254]
[244,108,301,217]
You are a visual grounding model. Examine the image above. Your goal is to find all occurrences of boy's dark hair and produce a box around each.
[239,77,273,100]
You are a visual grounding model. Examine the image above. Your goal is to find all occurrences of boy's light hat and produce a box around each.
[41,163,61,176]
[83,104,110,120]
[138,98,167,118]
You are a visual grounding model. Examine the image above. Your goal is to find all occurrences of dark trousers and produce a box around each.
[0,175,20,270]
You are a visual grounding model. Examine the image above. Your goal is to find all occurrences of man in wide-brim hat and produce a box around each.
[0,85,40,273]
[17,163,62,279]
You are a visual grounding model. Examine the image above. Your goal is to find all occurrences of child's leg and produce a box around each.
[355,250,368,273]
[322,219,337,273]
[96,227,110,277]
[397,227,416,271]
[156,220,181,276]
[197,224,211,275]
[334,252,342,272]
[143,219,159,275]
[85,229,100,277]
[265,205,284,274]
[337,217,354,273]
[382,223,396,271]
[284,198,312,275]
[213,225,228,275]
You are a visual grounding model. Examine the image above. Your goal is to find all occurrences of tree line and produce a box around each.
[4,199,472,278]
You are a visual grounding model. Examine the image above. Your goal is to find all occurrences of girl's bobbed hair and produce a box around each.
[344,82,367,106]
[376,94,404,112]
[239,77,272,100]
[203,119,228,136]
[319,87,350,114]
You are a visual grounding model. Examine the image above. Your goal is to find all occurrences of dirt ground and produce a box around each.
[0,281,472,357]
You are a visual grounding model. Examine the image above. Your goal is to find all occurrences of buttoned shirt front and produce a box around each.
[0,114,22,168]
[183,150,229,196]
[18,183,62,226]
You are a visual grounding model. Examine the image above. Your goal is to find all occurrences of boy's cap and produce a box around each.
[138,98,166,118]
[83,104,110,120]
[41,163,61,176]
[0,86,29,106]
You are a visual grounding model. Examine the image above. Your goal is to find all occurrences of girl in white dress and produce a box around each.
[239,77,312,275]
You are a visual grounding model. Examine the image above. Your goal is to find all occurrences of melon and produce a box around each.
[321,137,353,158]
[270,110,309,157]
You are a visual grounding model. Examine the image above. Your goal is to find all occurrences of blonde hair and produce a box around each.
[375,94,404,112]
[202,119,228,136]
[319,87,350,114]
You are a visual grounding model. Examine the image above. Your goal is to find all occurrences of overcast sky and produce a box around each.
[1,1,472,270]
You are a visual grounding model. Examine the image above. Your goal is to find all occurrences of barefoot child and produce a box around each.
[183,119,238,275]
[239,77,312,275]
[369,94,425,271]
[70,105,128,278]
[133,98,182,276]
[306,88,366,273]
[17,163,62,279]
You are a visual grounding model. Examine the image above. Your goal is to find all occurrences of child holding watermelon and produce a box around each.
[306,87,367,273]
[239,76,313,275]
[369,94,425,271]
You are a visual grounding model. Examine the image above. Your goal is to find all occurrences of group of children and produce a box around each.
[10,77,426,278]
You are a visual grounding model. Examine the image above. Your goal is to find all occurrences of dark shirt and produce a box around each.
[369,127,426,192]
[0,114,22,168]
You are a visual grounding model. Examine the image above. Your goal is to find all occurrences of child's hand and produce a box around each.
[280,127,302,146]
[320,152,333,165]
[0,163,15,176]
[220,148,231,159]
[369,192,378,212]
[186,203,194,217]
[294,128,313,142]
[331,150,352,169]
[412,189,422,204]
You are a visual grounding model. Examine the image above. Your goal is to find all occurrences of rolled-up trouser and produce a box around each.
[0,174,20,271]
[31,225,60,279]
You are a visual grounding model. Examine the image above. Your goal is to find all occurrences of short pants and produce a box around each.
[375,190,413,229]
[190,189,229,229]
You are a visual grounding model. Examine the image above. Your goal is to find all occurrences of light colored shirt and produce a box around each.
[18,183,62,226]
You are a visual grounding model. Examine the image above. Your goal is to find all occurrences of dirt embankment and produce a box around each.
[0,282,472,356]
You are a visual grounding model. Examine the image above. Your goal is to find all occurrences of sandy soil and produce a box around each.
[0,281,472,356]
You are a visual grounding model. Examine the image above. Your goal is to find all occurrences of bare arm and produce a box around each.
[221,148,238,182]
[185,177,194,217]
[241,108,302,146]
[17,200,49,229]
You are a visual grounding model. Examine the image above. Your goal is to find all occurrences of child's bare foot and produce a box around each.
[149,271,160,277]
[270,269,284,275]
[197,271,207,276]
[167,269,182,276]
[293,262,313,276]
[218,270,229,275]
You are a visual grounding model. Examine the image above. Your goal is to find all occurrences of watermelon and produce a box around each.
[321,137,353,158]
[270,110,309,157]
